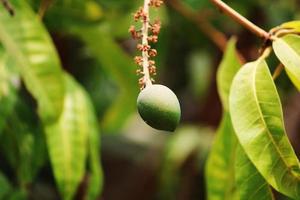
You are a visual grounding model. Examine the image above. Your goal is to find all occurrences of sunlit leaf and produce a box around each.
[273,34,300,91]
[45,74,91,200]
[229,58,300,199]
[235,146,274,200]
[280,21,300,32]
[206,113,239,200]
[206,38,240,200]
[217,37,241,111]
[0,0,64,122]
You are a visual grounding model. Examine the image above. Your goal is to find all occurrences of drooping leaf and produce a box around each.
[217,37,241,111]
[206,38,240,200]
[235,146,274,200]
[206,113,239,200]
[45,74,91,200]
[0,48,20,134]
[229,58,300,199]
[0,0,64,122]
[273,34,300,91]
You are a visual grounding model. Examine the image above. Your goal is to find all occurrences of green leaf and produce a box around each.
[205,113,238,200]
[0,172,12,199]
[86,124,104,200]
[85,89,103,200]
[0,48,20,134]
[229,59,300,199]
[0,0,64,122]
[1,109,46,185]
[217,37,241,111]
[235,145,274,200]
[206,38,240,200]
[45,74,91,200]
[273,34,300,91]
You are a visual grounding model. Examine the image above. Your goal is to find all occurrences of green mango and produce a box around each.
[137,84,181,132]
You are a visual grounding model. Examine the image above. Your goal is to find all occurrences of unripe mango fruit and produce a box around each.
[137,84,181,131]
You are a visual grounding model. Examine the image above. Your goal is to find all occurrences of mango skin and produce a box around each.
[137,84,181,132]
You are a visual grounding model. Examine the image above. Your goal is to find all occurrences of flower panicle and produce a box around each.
[129,0,163,89]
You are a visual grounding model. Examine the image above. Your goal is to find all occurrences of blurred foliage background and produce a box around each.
[0,0,300,200]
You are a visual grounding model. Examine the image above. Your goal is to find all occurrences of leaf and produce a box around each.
[0,172,12,199]
[84,87,103,200]
[86,122,104,200]
[280,21,300,32]
[45,74,91,200]
[206,38,240,200]
[0,0,64,122]
[235,145,274,200]
[273,34,300,91]
[205,113,239,200]
[0,48,20,134]
[1,108,46,185]
[217,37,241,111]
[229,58,300,199]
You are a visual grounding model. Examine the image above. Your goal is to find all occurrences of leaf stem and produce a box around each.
[142,0,152,87]
[259,47,272,60]
[272,63,284,80]
[210,0,270,40]
[38,0,53,20]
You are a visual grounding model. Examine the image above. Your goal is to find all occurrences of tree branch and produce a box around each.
[166,0,245,63]
[166,0,227,51]
[210,0,270,40]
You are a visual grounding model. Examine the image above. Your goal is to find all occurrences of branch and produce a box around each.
[166,0,245,63]
[210,0,270,40]
[166,0,227,51]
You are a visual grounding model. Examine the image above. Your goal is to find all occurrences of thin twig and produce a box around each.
[38,0,53,20]
[0,0,14,16]
[272,63,284,80]
[210,0,270,40]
